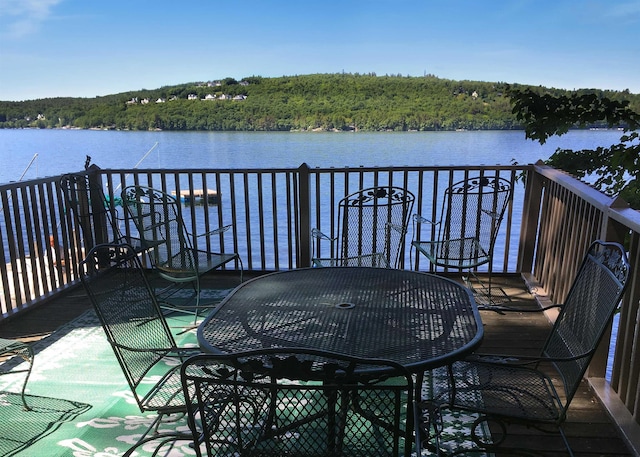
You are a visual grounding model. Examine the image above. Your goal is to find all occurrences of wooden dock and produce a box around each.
[171,189,219,204]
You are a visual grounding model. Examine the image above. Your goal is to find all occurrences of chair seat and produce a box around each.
[140,364,186,412]
[413,237,490,269]
[158,250,238,282]
[437,360,563,423]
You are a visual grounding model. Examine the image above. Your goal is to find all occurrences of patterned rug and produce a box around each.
[0,288,489,457]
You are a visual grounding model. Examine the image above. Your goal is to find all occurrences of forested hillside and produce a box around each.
[1,73,638,132]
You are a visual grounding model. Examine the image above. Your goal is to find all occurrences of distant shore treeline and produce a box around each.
[1,73,638,132]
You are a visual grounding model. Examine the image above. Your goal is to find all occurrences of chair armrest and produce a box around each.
[169,347,202,356]
[311,228,336,242]
[194,223,233,239]
[466,348,588,366]
[168,347,203,361]
[111,342,200,358]
[411,214,439,249]
[386,222,406,234]
[311,228,338,263]
[413,213,436,225]
[481,208,500,220]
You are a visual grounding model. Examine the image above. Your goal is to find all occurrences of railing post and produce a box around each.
[600,195,631,245]
[588,196,630,378]
[86,166,110,248]
[517,163,543,273]
[297,163,311,268]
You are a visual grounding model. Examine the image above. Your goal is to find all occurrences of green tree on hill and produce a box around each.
[0,73,638,136]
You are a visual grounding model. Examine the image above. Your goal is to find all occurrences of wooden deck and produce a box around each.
[0,272,634,456]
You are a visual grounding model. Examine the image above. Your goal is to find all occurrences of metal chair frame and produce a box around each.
[312,186,415,269]
[121,185,242,318]
[418,240,631,456]
[80,243,200,446]
[181,348,415,457]
[411,175,511,307]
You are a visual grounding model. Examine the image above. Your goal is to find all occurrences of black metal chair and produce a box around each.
[79,243,200,446]
[181,349,415,457]
[121,185,242,319]
[411,175,511,307]
[418,240,630,456]
[312,186,415,268]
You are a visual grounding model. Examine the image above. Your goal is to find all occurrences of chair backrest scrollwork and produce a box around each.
[338,186,415,268]
[437,176,511,265]
[181,348,414,457]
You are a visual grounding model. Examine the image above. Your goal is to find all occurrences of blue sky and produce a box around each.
[1,0,639,101]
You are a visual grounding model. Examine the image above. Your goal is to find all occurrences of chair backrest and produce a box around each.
[542,240,630,408]
[121,185,196,275]
[79,243,179,411]
[182,348,414,457]
[60,172,123,250]
[436,176,511,261]
[337,186,415,268]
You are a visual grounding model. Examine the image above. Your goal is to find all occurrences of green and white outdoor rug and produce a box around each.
[0,287,490,457]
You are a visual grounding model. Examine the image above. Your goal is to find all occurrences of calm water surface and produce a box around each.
[0,128,625,184]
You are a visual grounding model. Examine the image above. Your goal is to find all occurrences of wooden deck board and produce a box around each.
[0,272,633,456]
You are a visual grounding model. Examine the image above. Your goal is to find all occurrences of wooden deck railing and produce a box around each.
[520,162,640,453]
[1,162,639,453]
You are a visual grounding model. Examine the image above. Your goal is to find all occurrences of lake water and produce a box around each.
[0,128,625,184]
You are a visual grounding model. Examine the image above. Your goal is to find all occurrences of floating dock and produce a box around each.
[171,189,219,205]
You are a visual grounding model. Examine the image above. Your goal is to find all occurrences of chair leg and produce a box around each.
[467,414,575,456]
[122,411,190,457]
[237,255,244,283]
[189,259,244,324]
[464,269,512,311]
[19,345,34,411]
[122,432,192,457]
[153,279,207,332]
[558,424,576,457]
[416,399,444,456]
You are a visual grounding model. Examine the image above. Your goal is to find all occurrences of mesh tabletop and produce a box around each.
[197,267,483,371]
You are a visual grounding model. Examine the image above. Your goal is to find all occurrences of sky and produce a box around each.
[0,0,639,101]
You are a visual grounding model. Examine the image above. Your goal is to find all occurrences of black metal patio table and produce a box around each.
[197,267,483,372]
